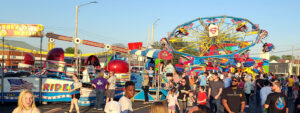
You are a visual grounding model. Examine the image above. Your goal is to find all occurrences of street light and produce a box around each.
[151,18,160,48]
[74,1,97,75]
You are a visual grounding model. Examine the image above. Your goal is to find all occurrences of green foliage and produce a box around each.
[65,47,81,54]
[281,55,294,60]
[152,41,163,49]
[270,55,280,61]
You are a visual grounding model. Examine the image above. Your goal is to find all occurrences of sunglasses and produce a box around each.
[232,80,238,82]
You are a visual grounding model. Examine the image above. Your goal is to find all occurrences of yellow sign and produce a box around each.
[0,24,44,37]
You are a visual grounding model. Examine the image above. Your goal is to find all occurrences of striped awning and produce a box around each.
[130,49,172,60]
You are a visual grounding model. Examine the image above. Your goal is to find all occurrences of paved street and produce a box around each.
[0,94,295,113]
[0,101,151,113]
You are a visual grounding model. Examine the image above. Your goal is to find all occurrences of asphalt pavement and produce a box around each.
[0,95,295,113]
[0,101,151,113]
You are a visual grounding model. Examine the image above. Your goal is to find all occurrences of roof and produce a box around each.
[277,59,300,64]
[0,39,44,51]
[269,63,289,73]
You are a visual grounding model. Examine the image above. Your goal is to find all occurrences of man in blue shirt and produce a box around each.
[224,74,232,88]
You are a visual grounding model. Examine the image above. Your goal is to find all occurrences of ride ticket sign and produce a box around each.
[0,23,44,37]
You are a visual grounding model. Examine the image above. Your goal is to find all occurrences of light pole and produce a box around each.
[151,18,160,48]
[74,1,97,75]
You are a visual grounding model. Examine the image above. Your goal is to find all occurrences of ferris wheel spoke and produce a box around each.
[199,37,214,56]
[169,35,207,42]
[221,21,248,34]
[219,23,233,35]
[231,31,258,36]
[177,40,205,52]
[218,16,226,29]
[195,26,206,33]
[188,29,207,36]
[198,18,209,33]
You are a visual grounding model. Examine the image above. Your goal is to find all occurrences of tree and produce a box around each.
[270,55,280,61]
[112,43,126,48]
[281,55,294,60]
[65,47,81,54]
[152,41,163,49]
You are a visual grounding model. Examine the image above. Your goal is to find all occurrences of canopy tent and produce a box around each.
[130,49,172,60]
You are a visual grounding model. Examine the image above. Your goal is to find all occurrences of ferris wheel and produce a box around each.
[161,15,268,58]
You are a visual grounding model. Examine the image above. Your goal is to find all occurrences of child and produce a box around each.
[187,91,196,110]
[197,86,207,105]
[167,88,180,113]
[147,67,154,88]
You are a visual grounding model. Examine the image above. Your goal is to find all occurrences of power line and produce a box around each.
[249,48,300,55]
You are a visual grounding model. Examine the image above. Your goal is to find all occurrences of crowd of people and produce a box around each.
[12,61,300,113]
[143,60,300,113]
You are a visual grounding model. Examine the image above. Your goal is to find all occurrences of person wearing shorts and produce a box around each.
[165,60,175,89]
[106,71,116,103]
[66,75,82,113]
[167,88,180,113]
[107,89,115,99]
[72,92,80,99]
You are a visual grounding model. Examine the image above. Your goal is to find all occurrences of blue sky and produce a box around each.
[1,0,300,57]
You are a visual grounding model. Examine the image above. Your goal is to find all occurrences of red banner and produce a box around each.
[128,42,142,50]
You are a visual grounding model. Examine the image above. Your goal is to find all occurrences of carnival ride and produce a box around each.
[161,15,272,76]
[0,32,132,106]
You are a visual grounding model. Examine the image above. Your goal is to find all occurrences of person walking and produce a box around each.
[264,81,289,113]
[208,73,224,113]
[221,77,246,113]
[92,72,108,111]
[142,73,150,104]
[106,71,116,103]
[66,75,82,113]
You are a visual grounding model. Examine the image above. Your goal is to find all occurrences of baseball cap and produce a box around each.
[104,101,121,113]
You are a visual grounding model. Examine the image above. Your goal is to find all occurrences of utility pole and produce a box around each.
[74,1,97,76]
[151,18,160,48]
[297,49,300,76]
[146,28,150,48]
[75,5,79,75]
[292,46,294,75]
